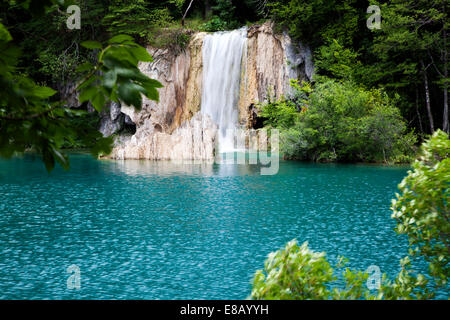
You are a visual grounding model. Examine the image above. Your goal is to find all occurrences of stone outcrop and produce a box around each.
[238,22,313,126]
[108,112,217,161]
[107,22,313,160]
[120,33,206,136]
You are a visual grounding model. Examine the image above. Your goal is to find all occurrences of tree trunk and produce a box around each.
[421,60,434,133]
[443,17,449,133]
[181,0,195,27]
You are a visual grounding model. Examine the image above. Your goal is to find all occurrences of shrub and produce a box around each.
[391,130,450,290]
[103,2,172,40]
[201,16,229,32]
[250,240,372,300]
[258,98,298,129]
[200,0,241,32]
[279,79,416,163]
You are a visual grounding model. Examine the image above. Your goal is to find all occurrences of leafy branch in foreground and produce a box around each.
[390,129,449,292]
[250,240,372,300]
[77,34,162,112]
[0,21,162,172]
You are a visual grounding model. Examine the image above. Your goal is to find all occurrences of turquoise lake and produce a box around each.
[0,154,416,299]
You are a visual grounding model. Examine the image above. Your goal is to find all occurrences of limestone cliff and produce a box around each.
[108,112,217,161]
[106,22,313,160]
[238,22,313,125]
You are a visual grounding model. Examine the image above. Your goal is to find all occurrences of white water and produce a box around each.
[201,28,247,153]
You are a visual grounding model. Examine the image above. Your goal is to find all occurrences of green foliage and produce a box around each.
[268,0,449,135]
[0,16,162,172]
[148,27,192,52]
[258,81,313,129]
[250,240,372,300]
[268,0,365,48]
[103,1,173,40]
[371,0,448,86]
[391,130,450,289]
[250,239,434,300]
[169,0,186,12]
[78,34,163,111]
[377,255,431,300]
[278,79,416,163]
[258,98,298,129]
[212,0,236,23]
[201,16,229,32]
[251,240,335,300]
[2,2,90,84]
[60,111,102,149]
[201,0,241,31]
[315,39,363,83]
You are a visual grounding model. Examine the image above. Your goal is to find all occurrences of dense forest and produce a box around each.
[0,0,448,166]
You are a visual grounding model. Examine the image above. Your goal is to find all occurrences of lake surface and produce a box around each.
[0,154,416,299]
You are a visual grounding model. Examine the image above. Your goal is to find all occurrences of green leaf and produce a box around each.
[91,91,106,112]
[145,87,159,102]
[103,70,117,90]
[142,78,163,89]
[129,46,153,62]
[32,86,57,99]
[118,82,142,109]
[77,76,97,90]
[42,147,55,172]
[0,23,13,42]
[76,62,94,73]
[52,147,69,170]
[114,67,143,79]
[103,47,138,66]
[79,86,98,103]
[107,34,134,44]
[90,136,113,157]
[81,40,103,49]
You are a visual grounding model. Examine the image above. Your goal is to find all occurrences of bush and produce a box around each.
[200,0,241,32]
[315,39,361,82]
[279,79,416,163]
[391,130,450,289]
[103,2,172,41]
[258,98,298,129]
[258,81,312,129]
[250,240,372,300]
[201,16,229,32]
[147,28,192,53]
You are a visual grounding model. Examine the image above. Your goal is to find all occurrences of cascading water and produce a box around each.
[201,28,247,153]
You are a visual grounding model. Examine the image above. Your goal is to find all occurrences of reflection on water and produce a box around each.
[106,152,274,177]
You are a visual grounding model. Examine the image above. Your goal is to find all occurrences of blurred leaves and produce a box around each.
[78,34,162,111]
[0,18,162,172]
[250,240,374,300]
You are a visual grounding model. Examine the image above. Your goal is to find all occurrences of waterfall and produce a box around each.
[201,28,247,153]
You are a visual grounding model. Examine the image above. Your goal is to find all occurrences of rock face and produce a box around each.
[108,112,217,161]
[107,22,313,160]
[99,101,136,137]
[238,22,314,125]
[120,33,206,136]
[99,102,123,137]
